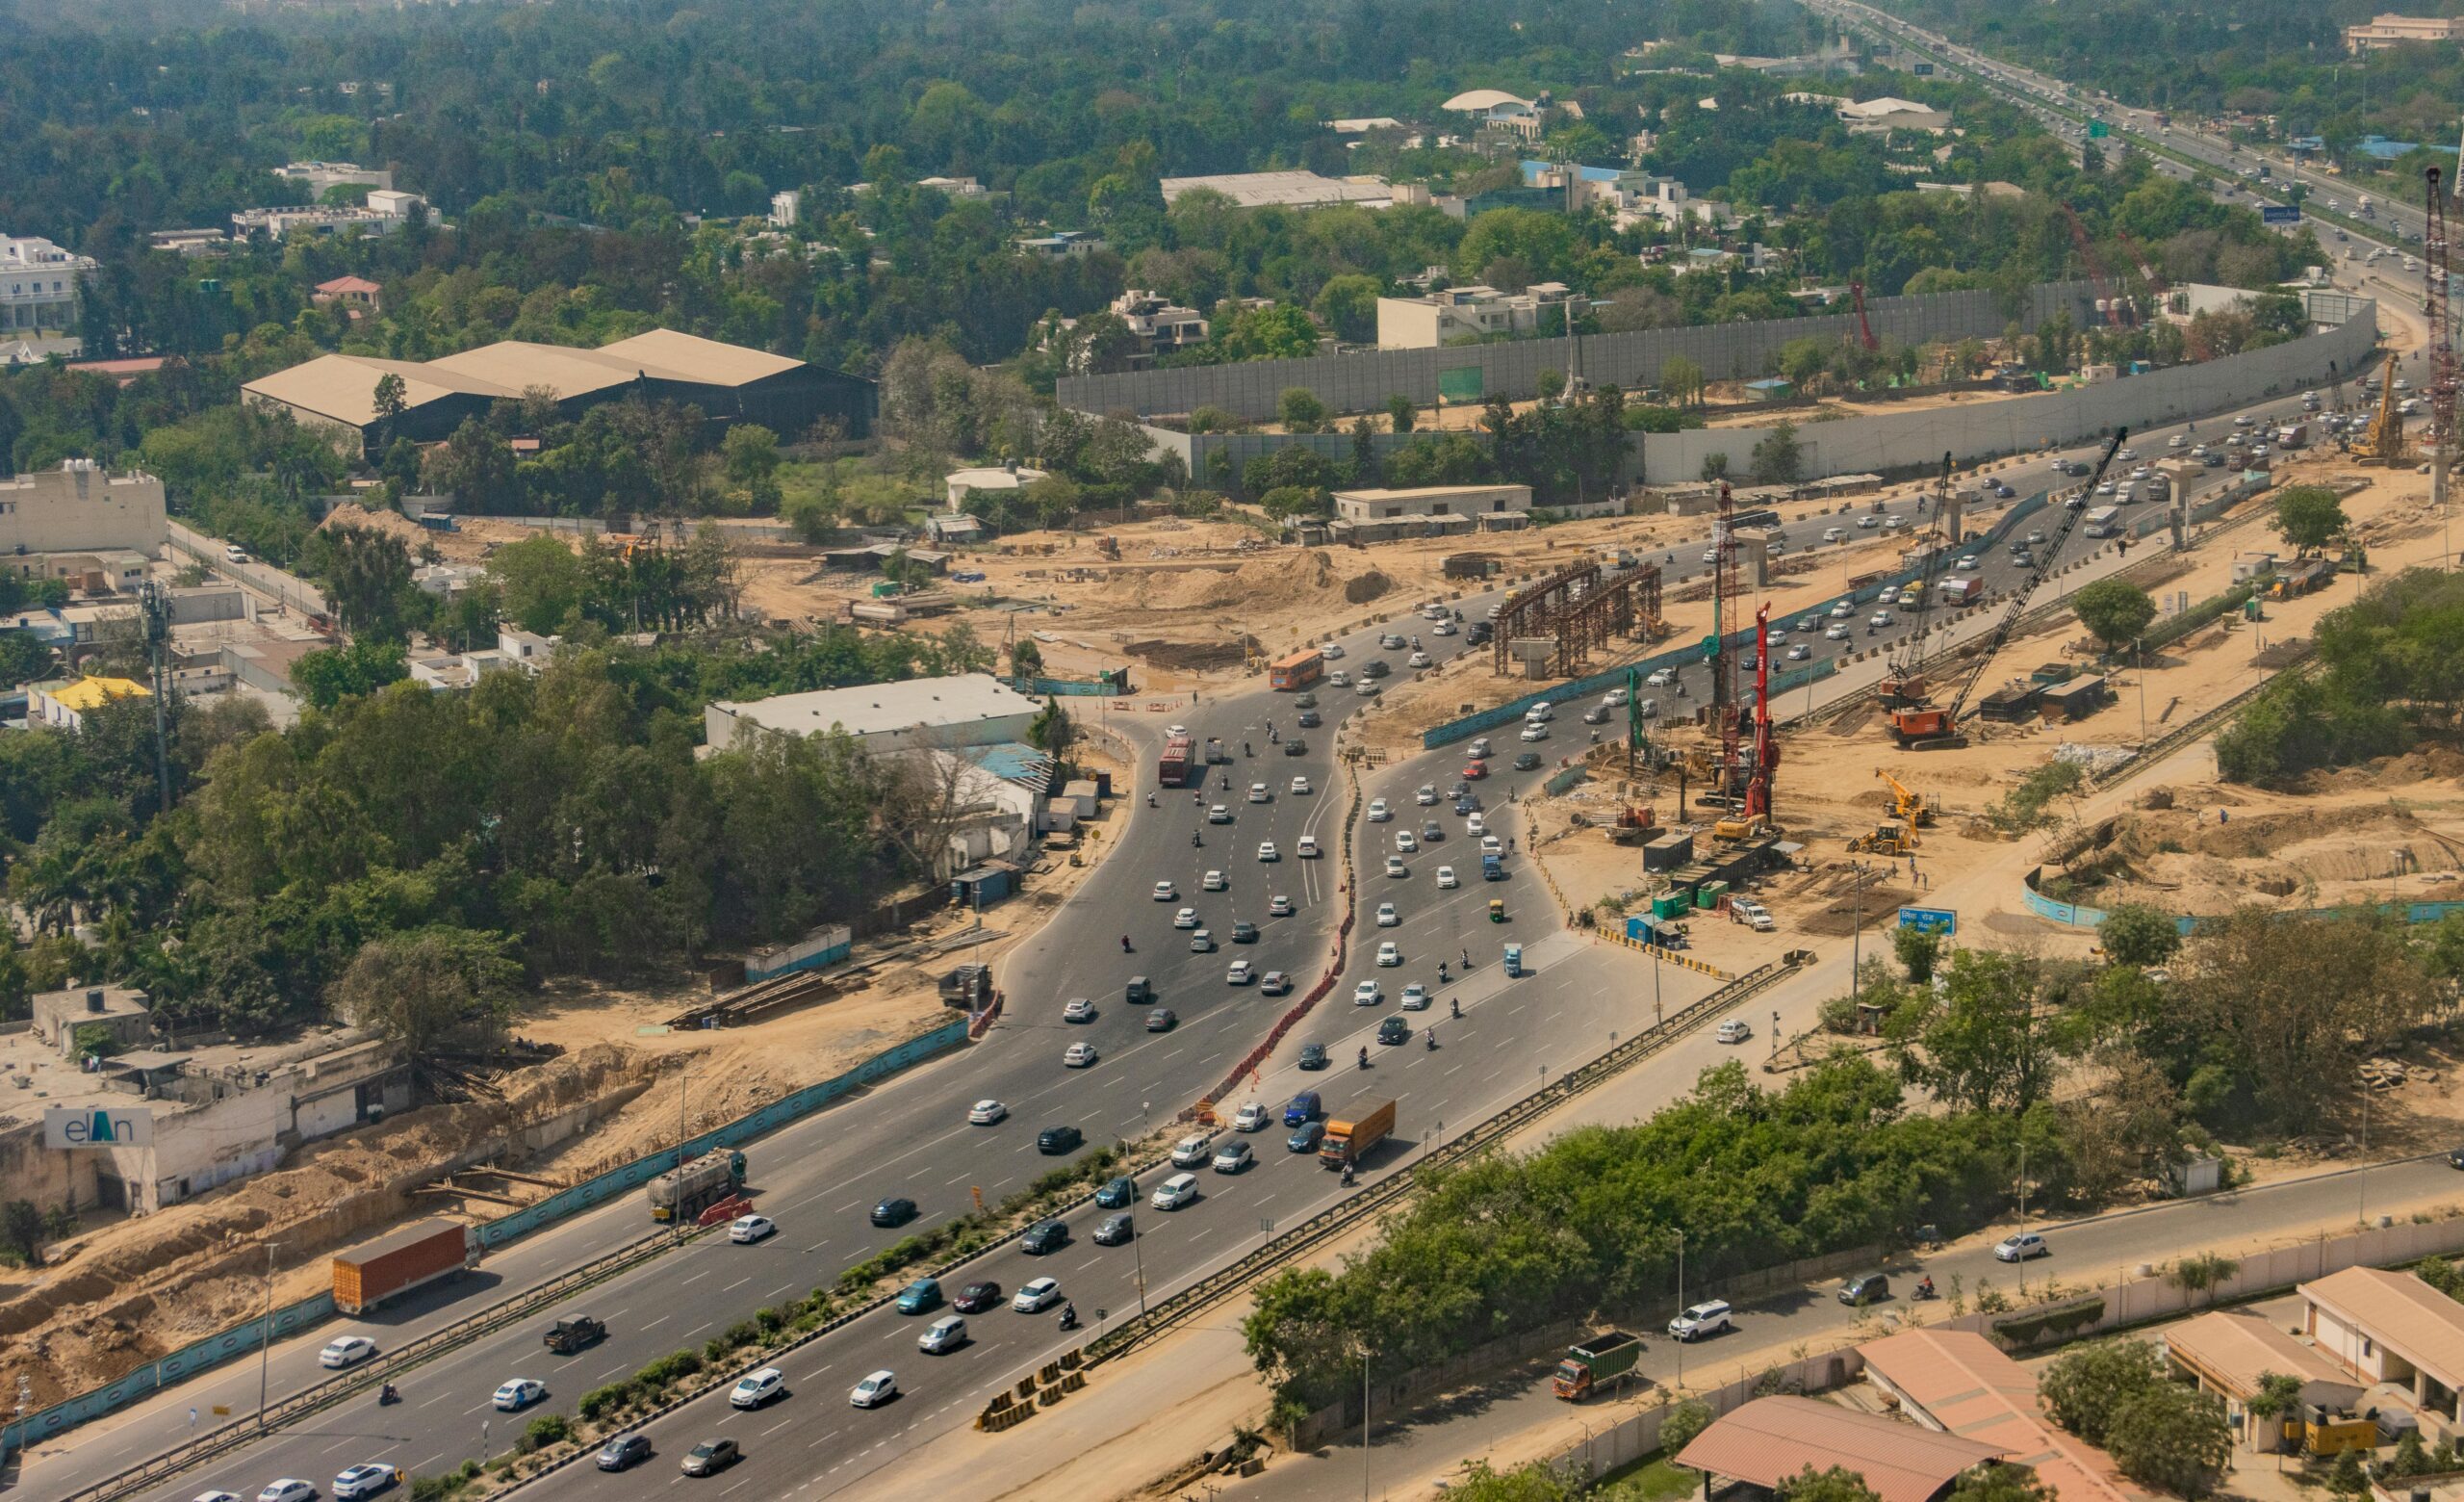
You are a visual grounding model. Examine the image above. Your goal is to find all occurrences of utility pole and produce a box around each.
[257,1242,276,1431]
[141,581,173,816]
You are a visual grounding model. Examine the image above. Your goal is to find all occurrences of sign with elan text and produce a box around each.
[45,1104,153,1149]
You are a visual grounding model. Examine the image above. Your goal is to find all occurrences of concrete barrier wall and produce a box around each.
[2021,867,2464,937]
[1065,283,2099,422]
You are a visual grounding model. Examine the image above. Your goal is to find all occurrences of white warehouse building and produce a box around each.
[704,672,1043,755]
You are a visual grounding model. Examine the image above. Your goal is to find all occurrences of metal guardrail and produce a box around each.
[63,1229,681,1502]
[1075,955,1807,1369]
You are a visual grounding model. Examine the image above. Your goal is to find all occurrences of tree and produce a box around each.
[2040,1339,2168,1446]
[371,372,407,451]
[2166,1252,2240,1306]
[1661,355,1707,408]
[1778,1466,1883,1502]
[1701,452,1732,482]
[1278,388,1329,433]
[1028,699,1076,763]
[1,1200,40,1262]
[2243,1371,2304,1449]
[1387,395,1416,434]
[2274,485,2348,557]
[1749,422,1803,485]
[291,637,408,710]
[2105,1382,2232,1498]
[2072,578,2157,654]
[312,523,415,640]
[326,926,523,1072]
[2096,904,2182,970]
[1259,485,1327,519]
[0,631,53,689]
[1892,924,1941,984]
[1944,1465,2054,1502]
[721,423,782,495]
[1892,948,2059,1114]
[487,534,588,635]
[2327,1445,2371,1502]
[1657,1396,1715,1456]
[1009,638,1043,679]
[1312,275,1383,345]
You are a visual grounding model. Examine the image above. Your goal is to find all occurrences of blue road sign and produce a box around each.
[1897,906,1958,936]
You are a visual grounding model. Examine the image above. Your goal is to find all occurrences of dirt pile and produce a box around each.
[1127,550,1382,616]
[318,501,436,553]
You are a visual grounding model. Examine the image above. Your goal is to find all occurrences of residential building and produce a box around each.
[0,461,167,571]
[1331,484,1533,524]
[232,190,427,243]
[28,674,151,732]
[921,514,988,544]
[145,228,231,257]
[32,986,154,1058]
[1835,96,1953,134]
[1442,89,1546,140]
[498,626,560,673]
[276,161,395,196]
[917,176,988,199]
[946,465,1049,513]
[1860,1330,2142,1502]
[2165,1309,2358,1452]
[1676,1395,2013,1502]
[2346,13,2464,49]
[921,742,1056,874]
[2301,1264,2464,1426]
[769,190,803,228]
[1018,230,1108,261]
[242,327,878,451]
[0,233,95,339]
[407,643,511,691]
[1159,171,1399,210]
[1375,283,1573,348]
[313,274,383,314]
[705,672,1043,755]
[1110,290,1209,360]
[1325,117,1406,135]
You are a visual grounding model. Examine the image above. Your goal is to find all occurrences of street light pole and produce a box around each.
[258,1241,275,1431]
[1675,1229,1686,1387]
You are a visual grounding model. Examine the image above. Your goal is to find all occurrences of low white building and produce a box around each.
[1160,171,1399,210]
[705,672,1044,755]
[0,234,94,341]
[276,161,395,196]
[1441,89,1545,140]
[232,191,428,242]
[1836,96,1951,134]
[769,190,802,228]
[1375,284,1573,349]
[1331,483,1533,523]
[945,465,1049,513]
[0,462,164,575]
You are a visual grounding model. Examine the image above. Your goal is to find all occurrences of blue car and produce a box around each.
[1284,1091,1322,1127]
[896,1278,943,1314]
[1287,1122,1325,1153]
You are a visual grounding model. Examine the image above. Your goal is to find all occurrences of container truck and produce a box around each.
[2275,422,2310,450]
[331,1219,481,1315]
[1936,576,1984,607]
[648,1148,748,1223]
[1553,1331,1644,1400]
[1158,733,1194,787]
[1319,1099,1396,1171]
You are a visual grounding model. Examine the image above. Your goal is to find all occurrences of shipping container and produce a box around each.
[331,1219,479,1315]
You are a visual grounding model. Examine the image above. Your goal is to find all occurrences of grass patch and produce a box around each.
[1595,1454,1698,1502]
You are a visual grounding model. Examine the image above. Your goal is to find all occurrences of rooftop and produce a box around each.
[38,675,151,712]
[1159,171,1396,209]
[713,672,1041,741]
[1677,1395,2011,1502]
[1443,89,1536,113]
[2165,1309,2353,1398]
[2304,1265,2464,1384]
[1859,1330,2140,1502]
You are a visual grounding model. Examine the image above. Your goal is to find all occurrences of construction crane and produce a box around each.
[1849,280,1880,352]
[2112,225,2169,316]
[1709,481,1747,806]
[2426,165,2458,520]
[1878,453,1957,710]
[1876,767,1935,827]
[1886,428,2129,749]
[2059,205,2131,325]
[2358,353,2411,466]
[1715,603,1778,843]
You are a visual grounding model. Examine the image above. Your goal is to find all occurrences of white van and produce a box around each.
[1526,701,1555,723]
[1601,687,1630,709]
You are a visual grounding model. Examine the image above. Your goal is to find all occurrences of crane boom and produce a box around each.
[1849,280,1880,352]
[1887,428,2129,747]
[1879,452,1956,708]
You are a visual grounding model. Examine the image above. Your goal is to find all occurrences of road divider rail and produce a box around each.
[1595,929,1733,978]
[1066,954,1810,1377]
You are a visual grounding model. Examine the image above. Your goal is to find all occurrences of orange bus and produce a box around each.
[1270,649,1324,691]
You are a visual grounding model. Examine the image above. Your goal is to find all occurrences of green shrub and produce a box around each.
[524,1412,572,1450]
[578,1382,632,1421]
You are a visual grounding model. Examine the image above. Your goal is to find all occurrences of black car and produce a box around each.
[1022,1217,1069,1254]
[954,1281,1003,1313]
[1513,752,1542,770]
[681,1438,740,1477]
[870,1196,918,1228]
[1296,710,1322,728]
[1094,1213,1136,1246]
[1297,1042,1330,1071]
[1231,920,1259,944]
[597,1435,653,1471]
[1360,660,1390,680]
[1095,1175,1137,1207]
[1838,1273,1891,1307]
[1422,821,1443,842]
[1146,1007,1177,1032]
[1453,797,1477,816]
[1037,1125,1083,1155]
[1377,1016,1412,1046]
[1284,737,1308,756]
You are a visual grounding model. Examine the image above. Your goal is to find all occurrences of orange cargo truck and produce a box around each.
[331,1218,481,1315]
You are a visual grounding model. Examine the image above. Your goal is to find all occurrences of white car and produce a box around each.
[492,1378,547,1411]
[1152,1173,1201,1209]
[1291,775,1312,794]
[1647,668,1676,687]
[255,1485,316,1502]
[1063,997,1096,1023]
[1321,642,1345,659]
[1171,1133,1215,1167]
[967,1099,1008,1125]
[1212,1141,1255,1173]
[729,1214,776,1244]
[334,1464,402,1501]
[1436,866,1459,889]
[850,1369,899,1408]
[1375,941,1401,967]
[1189,928,1215,952]
[1831,601,1855,618]
[1821,527,1847,542]
[1417,785,1438,805]
[1226,960,1255,985]
[1208,804,1232,824]
[1466,814,1486,837]
[1408,651,1432,668]
[1858,515,1882,529]
[1174,905,1199,928]
[1826,623,1851,640]
[1995,1231,2050,1262]
[1395,831,1418,852]
[1956,554,1980,571]
[1064,1041,1099,1068]
[1202,870,1226,892]
[319,1335,377,1369]
[1329,669,1350,686]
[1297,835,1321,857]
[1602,687,1630,708]
[1247,782,1270,803]
[1368,799,1391,822]
[1152,881,1176,901]
[1375,902,1399,926]
[1257,842,1279,862]
[1014,1277,1065,1312]
[1527,701,1554,721]
[1668,1299,1733,1341]
[1715,1019,1751,1044]
[1520,723,1549,742]
[1354,979,1382,1006]
[1786,643,1810,661]
[1400,983,1430,1011]
[731,1367,786,1408]
[1432,620,1456,635]
[1358,680,1381,699]
[919,1315,967,1354]
[1384,855,1407,878]
[1481,835,1503,857]
[1869,611,1894,629]
[1235,1101,1271,1132]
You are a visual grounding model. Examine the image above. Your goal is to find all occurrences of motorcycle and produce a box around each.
[1121,936,1132,953]
[1147,791,1156,808]
[1357,1047,1370,1070]
[1438,962,1450,982]
[1424,1028,1437,1050]
[1192,830,1203,847]
[1059,1305,1079,1332]
[1341,1164,1356,1186]
[1913,1280,1938,1302]
[1450,997,1462,1020]
[1244,741,1253,757]
[378,1384,400,1407]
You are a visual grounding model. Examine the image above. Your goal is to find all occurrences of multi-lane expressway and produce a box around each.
[66,413,2340,1502]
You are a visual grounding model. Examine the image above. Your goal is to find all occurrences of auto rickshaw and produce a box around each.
[1488,897,1506,923]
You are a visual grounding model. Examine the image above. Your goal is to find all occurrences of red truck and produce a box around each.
[331,1219,481,1315]
[1158,732,1194,787]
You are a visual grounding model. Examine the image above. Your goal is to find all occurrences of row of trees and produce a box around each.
[2216,566,2464,784]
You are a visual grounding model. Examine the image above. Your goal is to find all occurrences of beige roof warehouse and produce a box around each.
[1676,1395,2013,1502]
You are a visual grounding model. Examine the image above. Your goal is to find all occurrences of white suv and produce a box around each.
[1668,1299,1732,1340]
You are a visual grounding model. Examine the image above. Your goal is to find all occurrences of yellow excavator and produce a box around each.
[2357,354,2410,467]
[1877,768,1935,828]
[1848,769,1932,855]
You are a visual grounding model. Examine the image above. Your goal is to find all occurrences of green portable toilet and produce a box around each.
[1653,893,1692,921]
[1697,879,1730,911]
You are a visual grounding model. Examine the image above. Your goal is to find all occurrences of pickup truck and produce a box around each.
[1731,899,1774,932]
[542,1316,606,1354]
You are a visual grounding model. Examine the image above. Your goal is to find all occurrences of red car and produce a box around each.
[1461,762,1489,780]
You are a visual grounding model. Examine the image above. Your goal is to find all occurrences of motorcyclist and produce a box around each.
[1192,829,1202,846]
[1461,947,1471,969]
[1341,1163,1356,1186]
[1424,1027,1437,1049]
[1450,997,1462,1019]
[380,1382,398,1405]
[1222,774,1231,790]
[1060,1303,1078,1329]
[1358,1047,1370,1069]
[1245,741,1252,756]
[1438,961,1450,982]
[1121,935,1132,953]
[1147,791,1156,807]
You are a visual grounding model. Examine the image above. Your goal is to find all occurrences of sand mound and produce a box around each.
[1130,551,1386,615]
[319,501,435,552]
